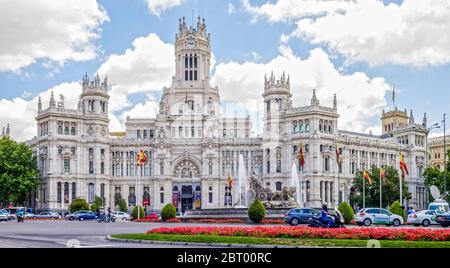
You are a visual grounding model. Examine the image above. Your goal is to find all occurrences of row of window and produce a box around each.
[57,121,77,136]
[39,121,49,136]
[86,99,107,113]
[319,120,333,134]
[56,182,76,203]
[136,129,155,139]
[292,120,311,133]
[185,54,198,81]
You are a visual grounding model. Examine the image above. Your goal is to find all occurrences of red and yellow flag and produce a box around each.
[400,153,409,178]
[299,140,305,168]
[228,174,233,189]
[335,142,341,166]
[380,167,386,181]
[136,150,148,166]
[363,170,372,185]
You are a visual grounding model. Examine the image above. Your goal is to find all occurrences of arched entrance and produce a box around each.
[173,158,202,212]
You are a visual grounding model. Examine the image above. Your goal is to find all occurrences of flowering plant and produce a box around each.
[147,226,450,241]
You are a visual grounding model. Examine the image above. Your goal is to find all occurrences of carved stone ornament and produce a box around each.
[174,159,200,178]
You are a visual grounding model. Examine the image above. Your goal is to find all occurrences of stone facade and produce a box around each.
[429,135,450,171]
[27,17,428,213]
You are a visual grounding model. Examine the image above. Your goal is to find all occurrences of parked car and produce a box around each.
[284,207,320,226]
[354,208,404,227]
[65,211,98,221]
[0,209,9,222]
[407,210,439,227]
[112,211,130,221]
[35,212,61,219]
[24,212,36,219]
[435,212,450,227]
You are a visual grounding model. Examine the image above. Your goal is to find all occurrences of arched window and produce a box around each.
[72,182,76,201]
[88,183,95,203]
[160,161,165,175]
[57,182,62,203]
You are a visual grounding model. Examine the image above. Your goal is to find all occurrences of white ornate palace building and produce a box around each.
[28,17,428,213]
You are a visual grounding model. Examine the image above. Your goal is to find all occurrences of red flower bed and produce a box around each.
[262,219,286,225]
[134,219,161,223]
[165,218,182,223]
[147,226,450,242]
[186,219,245,224]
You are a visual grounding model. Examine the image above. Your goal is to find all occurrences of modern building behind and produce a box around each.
[27,17,429,213]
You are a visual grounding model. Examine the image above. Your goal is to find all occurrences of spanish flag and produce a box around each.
[335,142,341,166]
[380,167,386,182]
[136,150,148,166]
[363,170,372,185]
[228,174,233,189]
[400,153,409,178]
[299,140,305,168]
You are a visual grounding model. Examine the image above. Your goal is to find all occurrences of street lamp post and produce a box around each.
[426,123,440,205]
[443,114,447,193]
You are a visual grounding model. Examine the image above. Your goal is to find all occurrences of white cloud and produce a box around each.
[212,46,390,134]
[122,96,159,120]
[244,0,450,67]
[0,0,108,72]
[0,83,82,141]
[97,33,175,113]
[242,0,351,23]
[146,0,183,16]
[228,3,237,14]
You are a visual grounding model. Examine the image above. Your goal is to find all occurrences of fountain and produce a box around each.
[291,162,301,205]
[235,154,248,208]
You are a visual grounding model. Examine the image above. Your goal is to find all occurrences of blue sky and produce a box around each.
[0,0,449,140]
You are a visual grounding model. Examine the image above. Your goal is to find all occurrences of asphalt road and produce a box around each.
[0,219,446,248]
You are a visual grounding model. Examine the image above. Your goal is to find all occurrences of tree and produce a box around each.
[248,199,266,223]
[350,166,411,208]
[118,198,128,213]
[0,137,39,206]
[161,204,176,222]
[69,198,89,213]
[90,196,103,212]
[424,165,450,202]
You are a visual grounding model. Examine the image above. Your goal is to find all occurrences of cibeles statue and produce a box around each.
[249,173,299,209]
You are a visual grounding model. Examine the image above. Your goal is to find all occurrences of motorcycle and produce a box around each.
[17,214,24,223]
[97,213,115,223]
[308,208,345,228]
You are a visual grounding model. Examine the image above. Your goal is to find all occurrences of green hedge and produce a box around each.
[132,205,145,219]
[69,198,89,213]
[248,199,266,223]
[389,201,406,220]
[337,202,355,224]
[161,204,177,222]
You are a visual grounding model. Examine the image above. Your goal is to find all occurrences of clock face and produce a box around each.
[186,39,195,48]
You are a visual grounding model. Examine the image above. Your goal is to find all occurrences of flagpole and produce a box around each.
[400,173,403,206]
[363,173,366,209]
[379,169,382,209]
[299,165,303,208]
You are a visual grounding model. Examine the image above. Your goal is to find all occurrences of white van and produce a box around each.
[428,199,449,212]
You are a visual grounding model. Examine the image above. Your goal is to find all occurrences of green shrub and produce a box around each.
[389,201,406,220]
[90,196,104,212]
[248,199,266,223]
[337,202,354,224]
[69,198,89,213]
[132,205,145,219]
[161,204,177,222]
[118,198,128,213]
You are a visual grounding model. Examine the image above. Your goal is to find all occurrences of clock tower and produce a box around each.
[161,16,220,118]
[174,16,212,88]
